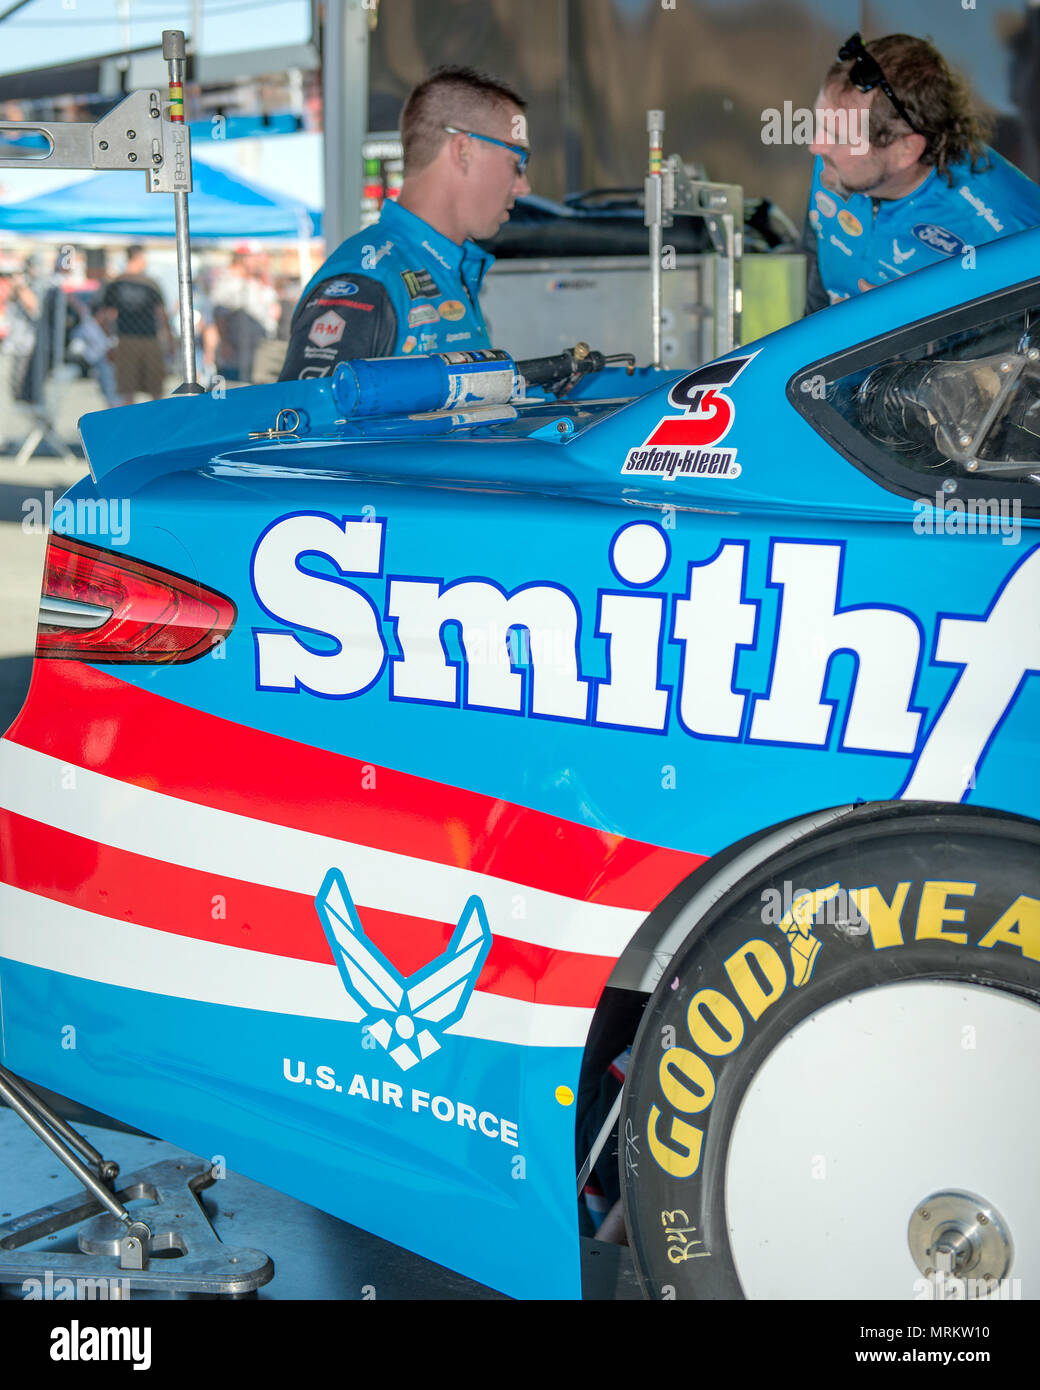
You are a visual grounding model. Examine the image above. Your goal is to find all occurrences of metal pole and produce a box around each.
[0,1068,132,1226]
[706,199,740,357]
[0,1065,115,1177]
[560,0,581,197]
[645,110,664,369]
[322,0,369,254]
[162,29,200,392]
[576,1089,623,1195]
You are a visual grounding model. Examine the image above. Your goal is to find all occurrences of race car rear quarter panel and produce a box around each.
[2,242,1040,1300]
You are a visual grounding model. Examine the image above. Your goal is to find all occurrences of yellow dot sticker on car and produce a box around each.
[837,209,863,236]
[438,299,466,321]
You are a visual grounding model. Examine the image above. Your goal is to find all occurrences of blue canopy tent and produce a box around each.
[0,158,321,239]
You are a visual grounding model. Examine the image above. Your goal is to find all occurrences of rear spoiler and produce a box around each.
[79,377,339,486]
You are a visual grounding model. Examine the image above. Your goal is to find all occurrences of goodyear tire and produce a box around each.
[620,804,1040,1300]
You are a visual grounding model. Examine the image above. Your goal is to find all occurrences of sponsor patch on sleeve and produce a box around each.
[317,298,375,311]
[401,268,440,300]
[308,310,347,346]
[408,303,440,327]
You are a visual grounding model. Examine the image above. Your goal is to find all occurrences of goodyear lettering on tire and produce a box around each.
[622,810,1040,1300]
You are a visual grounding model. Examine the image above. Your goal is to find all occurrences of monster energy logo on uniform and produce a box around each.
[401,268,440,300]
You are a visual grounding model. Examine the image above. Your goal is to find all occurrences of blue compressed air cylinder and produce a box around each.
[332,350,519,418]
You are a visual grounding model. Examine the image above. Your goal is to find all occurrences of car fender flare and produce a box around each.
[607,802,860,994]
[608,799,1040,995]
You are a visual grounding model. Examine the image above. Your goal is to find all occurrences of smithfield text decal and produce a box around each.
[250,514,1040,803]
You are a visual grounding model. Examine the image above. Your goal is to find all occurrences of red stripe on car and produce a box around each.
[7,662,704,911]
[0,809,616,1006]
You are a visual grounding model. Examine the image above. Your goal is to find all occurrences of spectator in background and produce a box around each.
[206,249,279,383]
[14,251,86,408]
[246,271,302,383]
[0,259,40,446]
[0,260,40,368]
[275,275,299,341]
[101,245,171,404]
[70,297,119,407]
[246,251,280,338]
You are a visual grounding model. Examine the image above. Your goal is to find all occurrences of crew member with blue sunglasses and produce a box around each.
[281,66,530,380]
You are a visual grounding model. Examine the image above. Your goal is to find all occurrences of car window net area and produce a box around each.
[825,302,1040,486]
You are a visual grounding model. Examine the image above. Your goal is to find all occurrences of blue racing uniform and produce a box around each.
[803,147,1040,312]
[279,199,494,379]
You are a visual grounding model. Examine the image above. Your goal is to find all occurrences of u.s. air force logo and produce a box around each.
[314,868,492,1070]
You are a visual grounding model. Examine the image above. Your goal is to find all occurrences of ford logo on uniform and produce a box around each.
[911,223,967,256]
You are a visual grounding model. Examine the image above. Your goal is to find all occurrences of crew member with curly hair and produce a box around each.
[802,32,1040,312]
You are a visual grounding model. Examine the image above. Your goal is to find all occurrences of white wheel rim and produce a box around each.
[725,981,1040,1300]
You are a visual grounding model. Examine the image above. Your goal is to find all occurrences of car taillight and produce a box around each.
[36,536,236,663]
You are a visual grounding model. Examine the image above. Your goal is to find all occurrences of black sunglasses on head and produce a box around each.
[838,32,922,136]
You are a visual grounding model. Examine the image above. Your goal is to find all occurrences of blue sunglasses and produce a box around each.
[443,126,529,174]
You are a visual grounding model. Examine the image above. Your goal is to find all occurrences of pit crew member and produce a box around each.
[279,66,530,379]
[801,32,1040,312]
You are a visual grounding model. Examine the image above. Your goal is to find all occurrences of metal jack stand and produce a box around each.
[0,1065,272,1297]
[645,108,743,366]
[0,27,204,414]
[12,410,80,468]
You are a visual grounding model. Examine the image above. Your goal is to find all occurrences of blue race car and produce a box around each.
[1,226,1038,1301]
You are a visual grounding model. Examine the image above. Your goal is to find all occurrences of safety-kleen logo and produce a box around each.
[314,869,492,1070]
[622,354,756,477]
